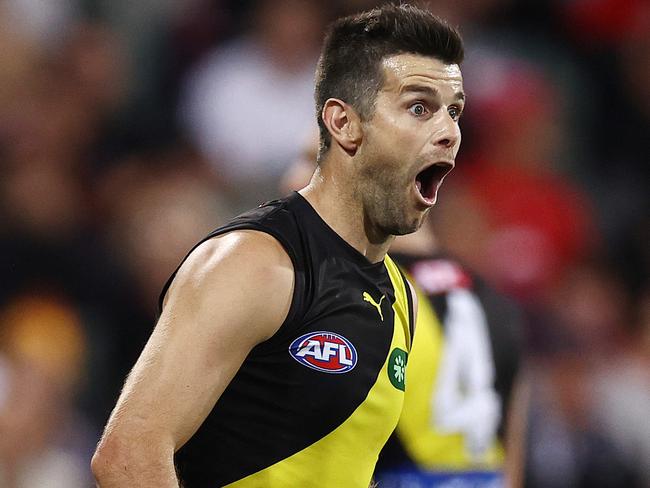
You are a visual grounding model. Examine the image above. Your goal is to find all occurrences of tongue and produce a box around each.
[416,179,423,195]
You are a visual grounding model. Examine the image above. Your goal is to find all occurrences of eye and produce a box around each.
[448,105,463,121]
[409,102,428,117]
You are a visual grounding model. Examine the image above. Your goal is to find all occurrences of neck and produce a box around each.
[299,165,394,264]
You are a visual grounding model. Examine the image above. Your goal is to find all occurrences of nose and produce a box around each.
[433,113,460,150]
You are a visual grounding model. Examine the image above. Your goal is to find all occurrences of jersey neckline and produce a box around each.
[289,192,387,272]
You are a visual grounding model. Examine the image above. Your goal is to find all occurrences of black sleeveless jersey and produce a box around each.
[159,192,415,487]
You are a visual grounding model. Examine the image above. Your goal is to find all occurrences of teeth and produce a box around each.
[415,179,423,194]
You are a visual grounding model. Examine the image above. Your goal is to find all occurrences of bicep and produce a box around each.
[107,231,294,450]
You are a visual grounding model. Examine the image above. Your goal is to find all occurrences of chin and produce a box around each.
[375,196,426,236]
[389,217,423,236]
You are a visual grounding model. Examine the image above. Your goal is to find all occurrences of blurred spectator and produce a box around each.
[525,354,643,488]
[524,260,648,487]
[590,282,650,487]
[542,260,632,354]
[0,294,93,487]
[179,0,329,210]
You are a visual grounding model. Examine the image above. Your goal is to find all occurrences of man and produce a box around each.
[91,4,465,487]
[283,138,524,488]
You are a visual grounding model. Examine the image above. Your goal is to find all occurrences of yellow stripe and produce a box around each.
[225,259,410,487]
[384,254,412,351]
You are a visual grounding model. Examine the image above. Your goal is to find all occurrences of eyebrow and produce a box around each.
[400,84,466,103]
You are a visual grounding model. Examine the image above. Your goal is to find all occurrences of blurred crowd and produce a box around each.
[0,0,647,487]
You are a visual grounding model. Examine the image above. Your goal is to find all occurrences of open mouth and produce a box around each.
[415,161,454,202]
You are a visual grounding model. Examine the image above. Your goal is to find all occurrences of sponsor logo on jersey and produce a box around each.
[289,331,357,374]
[363,291,385,321]
[388,348,408,391]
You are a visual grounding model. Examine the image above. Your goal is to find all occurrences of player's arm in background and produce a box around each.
[503,368,531,488]
[91,230,295,488]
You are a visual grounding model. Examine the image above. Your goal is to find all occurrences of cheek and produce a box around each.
[361,118,418,175]
[370,111,416,142]
[382,123,420,156]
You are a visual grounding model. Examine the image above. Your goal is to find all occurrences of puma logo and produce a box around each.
[363,292,385,321]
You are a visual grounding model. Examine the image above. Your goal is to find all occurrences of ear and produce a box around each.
[321,98,363,155]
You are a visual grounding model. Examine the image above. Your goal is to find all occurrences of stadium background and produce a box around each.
[0,0,647,486]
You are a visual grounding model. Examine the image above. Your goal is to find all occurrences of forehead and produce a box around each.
[380,53,463,95]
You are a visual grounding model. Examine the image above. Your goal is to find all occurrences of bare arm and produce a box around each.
[91,230,294,487]
[503,369,531,488]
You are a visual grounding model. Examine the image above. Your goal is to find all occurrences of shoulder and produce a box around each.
[158,197,306,311]
[171,229,293,297]
[162,230,295,342]
[189,229,292,268]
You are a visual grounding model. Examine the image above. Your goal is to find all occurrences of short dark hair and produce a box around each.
[314,3,464,160]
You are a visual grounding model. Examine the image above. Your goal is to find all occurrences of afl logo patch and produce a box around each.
[289,331,358,374]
